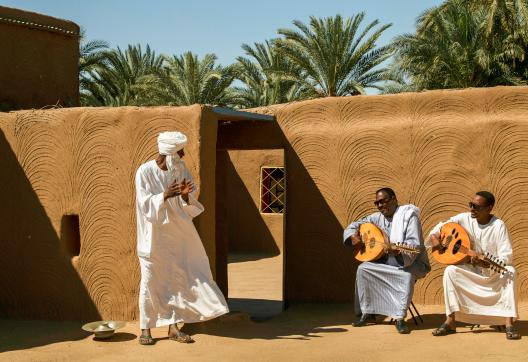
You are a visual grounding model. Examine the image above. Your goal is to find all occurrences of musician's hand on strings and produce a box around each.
[469,252,490,267]
[429,233,441,250]
[351,230,363,246]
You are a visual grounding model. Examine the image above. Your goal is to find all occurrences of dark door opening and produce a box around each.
[60,214,80,258]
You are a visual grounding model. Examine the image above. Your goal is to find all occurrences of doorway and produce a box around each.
[216,148,285,320]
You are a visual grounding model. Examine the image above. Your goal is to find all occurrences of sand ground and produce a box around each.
[2,254,528,362]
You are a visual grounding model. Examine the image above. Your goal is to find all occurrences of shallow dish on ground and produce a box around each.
[82,321,127,339]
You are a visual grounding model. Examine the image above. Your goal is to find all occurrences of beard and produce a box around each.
[166,153,185,182]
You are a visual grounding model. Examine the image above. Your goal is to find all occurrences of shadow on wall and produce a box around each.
[224,151,281,256]
[284,145,357,303]
[0,129,100,352]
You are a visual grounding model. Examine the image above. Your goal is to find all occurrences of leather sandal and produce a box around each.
[138,334,155,345]
[505,326,521,340]
[168,330,195,343]
[432,323,456,336]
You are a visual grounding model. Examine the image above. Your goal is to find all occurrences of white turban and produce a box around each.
[157,131,187,155]
[157,131,187,182]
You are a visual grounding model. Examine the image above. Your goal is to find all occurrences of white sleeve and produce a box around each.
[401,214,421,267]
[180,193,205,218]
[496,222,513,265]
[135,169,168,223]
[179,167,204,218]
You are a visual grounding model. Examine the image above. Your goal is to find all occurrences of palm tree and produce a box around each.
[81,44,165,106]
[386,0,527,93]
[79,29,109,104]
[149,52,239,106]
[79,29,109,76]
[235,40,308,108]
[275,14,393,97]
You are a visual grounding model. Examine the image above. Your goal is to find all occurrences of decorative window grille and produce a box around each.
[260,167,285,214]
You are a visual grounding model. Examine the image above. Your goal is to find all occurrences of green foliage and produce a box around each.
[386,0,528,93]
[234,40,308,107]
[275,14,393,97]
[81,44,164,106]
[149,52,240,106]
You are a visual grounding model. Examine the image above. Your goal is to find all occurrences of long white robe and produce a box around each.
[135,160,228,329]
[428,212,518,324]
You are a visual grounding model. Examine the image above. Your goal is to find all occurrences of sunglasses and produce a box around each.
[374,197,393,206]
[469,202,488,211]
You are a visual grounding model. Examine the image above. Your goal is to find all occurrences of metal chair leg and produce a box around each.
[410,301,423,324]
[408,305,418,325]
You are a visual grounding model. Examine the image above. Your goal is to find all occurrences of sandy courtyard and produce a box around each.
[1,255,528,361]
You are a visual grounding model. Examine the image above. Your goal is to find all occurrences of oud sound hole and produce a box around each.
[451,228,456,235]
[452,240,462,254]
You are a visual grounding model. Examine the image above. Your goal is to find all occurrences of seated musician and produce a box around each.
[428,191,520,339]
[343,188,430,334]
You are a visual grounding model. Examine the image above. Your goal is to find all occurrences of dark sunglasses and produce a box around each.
[374,197,393,206]
[469,202,488,211]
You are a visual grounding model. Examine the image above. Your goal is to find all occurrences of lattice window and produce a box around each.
[260,167,285,214]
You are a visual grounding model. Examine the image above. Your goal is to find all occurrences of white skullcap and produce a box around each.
[157,131,187,155]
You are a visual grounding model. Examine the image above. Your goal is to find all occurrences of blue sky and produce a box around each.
[4,0,442,65]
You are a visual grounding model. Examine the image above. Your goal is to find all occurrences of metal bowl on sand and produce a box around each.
[82,321,127,340]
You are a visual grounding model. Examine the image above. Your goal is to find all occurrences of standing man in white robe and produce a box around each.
[428,191,520,340]
[135,131,228,345]
[343,188,430,334]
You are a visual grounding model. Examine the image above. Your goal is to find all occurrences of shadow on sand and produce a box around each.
[185,303,351,341]
[0,319,137,352]
[185,307,528,340]
[375,312,528,337]
[0,320,91,353]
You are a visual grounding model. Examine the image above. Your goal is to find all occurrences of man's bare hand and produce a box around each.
[180,179,194,196]
[351,230,363,246]
[385,243,401,255]
[164,180,181,200]
[467,251,489,267]
[179,179,195,202]
[430,233,441,249]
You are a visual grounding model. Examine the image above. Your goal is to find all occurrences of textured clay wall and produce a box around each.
[271,86,528,304]
[225,149,284,253]
[0,105,207,320]
[0,6,80,111]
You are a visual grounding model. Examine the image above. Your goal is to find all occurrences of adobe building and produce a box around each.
[1,86,528,321]
[0,6,80,111]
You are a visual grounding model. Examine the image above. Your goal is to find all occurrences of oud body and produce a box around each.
[353,223,419,262]
[432,222,508,274]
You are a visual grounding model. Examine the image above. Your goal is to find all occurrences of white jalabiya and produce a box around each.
[428,212,518,325]
[136,160,228,329]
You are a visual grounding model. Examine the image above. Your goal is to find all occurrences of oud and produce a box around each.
[353,223,420,262]
[432,222,508,275]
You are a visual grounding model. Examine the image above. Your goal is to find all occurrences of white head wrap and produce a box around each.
[158,131,187,155]
[157,131,187,182]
